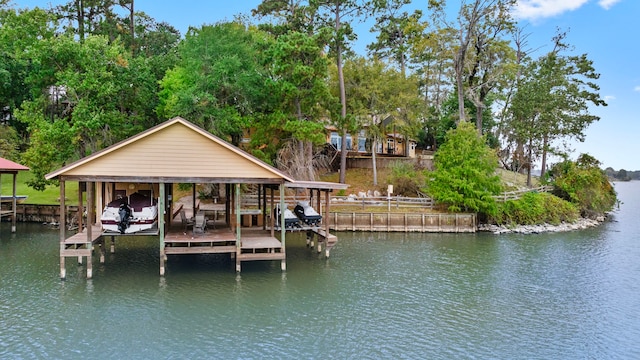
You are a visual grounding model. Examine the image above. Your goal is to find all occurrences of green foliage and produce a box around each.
[425,121,502,215]
[0,124,20,161]
[547,154,617,218]
[491,192,579,226]
[157,23,272,145]
[386,160,426,196]
[16,35,150,190]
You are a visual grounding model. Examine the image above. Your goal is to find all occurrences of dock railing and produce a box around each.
[241,194,434,210]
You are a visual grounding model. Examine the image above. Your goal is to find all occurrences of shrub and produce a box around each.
[547,154,617,218]
[386,160,426,196]
[425,121,502,215]
[491,192,579,226]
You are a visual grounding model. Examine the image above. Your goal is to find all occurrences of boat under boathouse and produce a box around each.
[45,117,346,279]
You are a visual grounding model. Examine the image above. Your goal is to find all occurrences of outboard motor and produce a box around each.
[117,203,132,234]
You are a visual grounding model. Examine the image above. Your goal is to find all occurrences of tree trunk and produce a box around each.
[336,6,348,184]
[526,137,532,187]
[455,59,466,123]
[76,0,84,42]
[540,134,548,180]
[476,103,483,136]
[372,135,378,186]
[129,0,135,55]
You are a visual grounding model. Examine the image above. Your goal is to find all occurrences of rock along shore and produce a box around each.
[478,216,607,235]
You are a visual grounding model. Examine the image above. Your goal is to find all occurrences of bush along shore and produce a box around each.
[478,215,608,235]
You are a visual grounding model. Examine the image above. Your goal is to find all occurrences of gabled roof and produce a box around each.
[45,117,294,183]
[0,157,29,172]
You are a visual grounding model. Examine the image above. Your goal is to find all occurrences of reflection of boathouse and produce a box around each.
[46,117,346,279]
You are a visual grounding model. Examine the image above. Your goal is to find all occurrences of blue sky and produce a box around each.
[15,0,639,170]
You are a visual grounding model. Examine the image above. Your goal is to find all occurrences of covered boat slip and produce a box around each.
[46,117,344,279]
[0,157,30,233]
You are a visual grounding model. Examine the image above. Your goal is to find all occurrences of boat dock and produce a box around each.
[46,118,347,279]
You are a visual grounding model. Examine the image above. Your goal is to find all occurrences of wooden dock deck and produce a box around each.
[164,227,236,255]
[60,225,104,279]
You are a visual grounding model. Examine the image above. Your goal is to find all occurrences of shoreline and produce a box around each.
[477,216,607,235]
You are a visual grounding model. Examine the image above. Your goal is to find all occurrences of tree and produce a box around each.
[312,0,367,183]
[262,30,332,178]
[433,0,516,128]
[17,35,148,189]
[508,31,606,184]
[0,5,56,133]
[339,57,420,185]
[157,23,272,145]
[426,121,502,214]
[253,1,332,179]
[368,0,424,76]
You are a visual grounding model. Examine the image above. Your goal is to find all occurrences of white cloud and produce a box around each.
[634,86,640,92]
[599,0,621,10]
[513,0,588,21]
[603,95,616,102]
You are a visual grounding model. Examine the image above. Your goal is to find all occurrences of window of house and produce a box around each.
[358,130,366,152]
[330,132,341,149]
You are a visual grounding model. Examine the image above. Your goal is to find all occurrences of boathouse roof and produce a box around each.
[0,157,29,173]
[45,117,294,184]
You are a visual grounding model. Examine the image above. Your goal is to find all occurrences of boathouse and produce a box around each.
[0,157,29,233]
[46,117,345,279]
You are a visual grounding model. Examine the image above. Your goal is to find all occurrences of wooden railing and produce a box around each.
[492,186,553,202]
[241,194,434,210]
[241,186,552,210]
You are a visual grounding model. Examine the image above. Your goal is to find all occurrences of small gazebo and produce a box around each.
[0,157,29,233]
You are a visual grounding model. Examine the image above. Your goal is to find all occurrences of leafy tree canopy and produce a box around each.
[157,22,273,145]
[426,121,502,214]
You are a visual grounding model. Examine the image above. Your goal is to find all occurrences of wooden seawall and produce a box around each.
[328,212,476,233]
[4,205,476,233]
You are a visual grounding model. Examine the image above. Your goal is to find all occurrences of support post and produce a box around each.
[159,183,166,276]
[11,173,17,232]
[235,183,242,272]
[59,180,66,279]
[99,239,105,264]
[77,182,83,233]
[280,183,286,271]
[86,181,94,279]
[270,187,275,237]
[262,184,267,230]
[325,190,331,258]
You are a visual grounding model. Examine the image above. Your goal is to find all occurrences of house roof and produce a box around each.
[0,157,29,172]
[45,117,295,184]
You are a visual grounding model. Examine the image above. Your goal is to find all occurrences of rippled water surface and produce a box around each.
[1,182,639,359]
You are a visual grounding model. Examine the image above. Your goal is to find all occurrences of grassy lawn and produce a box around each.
[1,172,79,205]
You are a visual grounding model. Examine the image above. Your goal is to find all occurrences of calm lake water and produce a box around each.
[1,182,639,359]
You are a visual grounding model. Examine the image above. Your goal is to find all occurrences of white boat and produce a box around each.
[101,192,158,234]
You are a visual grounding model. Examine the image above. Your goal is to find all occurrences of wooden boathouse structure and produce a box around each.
[0,157,29,233]
[46,117,345,279]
